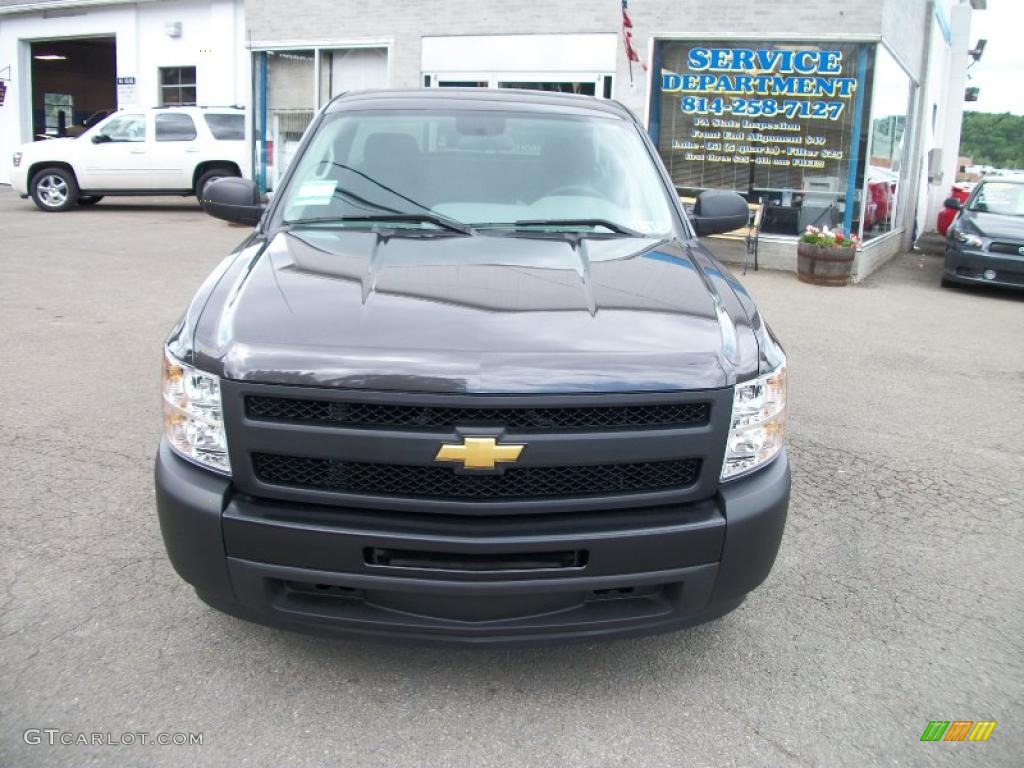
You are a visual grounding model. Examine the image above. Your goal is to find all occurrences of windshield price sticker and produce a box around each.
[292,180,337,206]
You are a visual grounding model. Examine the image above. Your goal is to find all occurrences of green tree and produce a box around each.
[959,112,1024,169]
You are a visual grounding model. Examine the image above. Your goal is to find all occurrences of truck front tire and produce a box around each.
[30,167,80,212]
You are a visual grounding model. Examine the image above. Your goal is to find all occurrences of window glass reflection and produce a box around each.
[863,47,912,239]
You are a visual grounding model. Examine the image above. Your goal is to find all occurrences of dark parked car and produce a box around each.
[943,176,1024,289]
[156,89,790,644]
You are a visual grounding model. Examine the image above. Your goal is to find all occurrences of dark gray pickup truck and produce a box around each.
[155,89,789,644]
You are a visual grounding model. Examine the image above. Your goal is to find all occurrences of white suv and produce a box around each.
[8,106,248,212]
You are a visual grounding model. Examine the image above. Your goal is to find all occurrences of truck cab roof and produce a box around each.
[325,88,635,121]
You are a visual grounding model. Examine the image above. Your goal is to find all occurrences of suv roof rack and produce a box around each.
[151,104,245,110]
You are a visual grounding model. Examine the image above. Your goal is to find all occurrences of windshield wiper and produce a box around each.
[284,213,474,235]
[327,162,431,210]
[475,218,644,237]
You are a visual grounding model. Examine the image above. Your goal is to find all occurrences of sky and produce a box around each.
[965,0,1024,115]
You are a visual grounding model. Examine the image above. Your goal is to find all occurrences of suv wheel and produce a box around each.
[30,167,80,212]
[196,167,238,202]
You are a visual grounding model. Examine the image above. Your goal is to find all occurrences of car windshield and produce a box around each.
[276,109,675,236]
[968,182,1024,216]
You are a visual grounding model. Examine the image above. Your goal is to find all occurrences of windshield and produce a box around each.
[968,182,1024,216]
[275,109,675,236]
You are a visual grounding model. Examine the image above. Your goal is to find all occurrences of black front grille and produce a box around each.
[253,453,701,501]
[989,242,1024,255]
[246,396,710,432]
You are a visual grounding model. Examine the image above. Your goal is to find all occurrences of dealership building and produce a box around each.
[0,0,250,181]
[1,0,983,278]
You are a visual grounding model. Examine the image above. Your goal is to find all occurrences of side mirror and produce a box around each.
[943,197,962,210]
[690,190,751,237]
[202,177,262,225]
[91,134,112,144]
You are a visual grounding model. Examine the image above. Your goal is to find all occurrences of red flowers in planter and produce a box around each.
[801,225,860,248]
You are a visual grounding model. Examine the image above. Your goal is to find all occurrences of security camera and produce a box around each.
[968,39,987,62]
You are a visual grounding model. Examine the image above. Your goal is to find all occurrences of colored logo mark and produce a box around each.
[920,721,997,742]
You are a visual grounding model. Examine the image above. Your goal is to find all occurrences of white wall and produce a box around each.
[913,0,974,235]
[0,0,249,184]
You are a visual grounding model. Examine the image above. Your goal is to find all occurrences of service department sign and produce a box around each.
[654,42,862,196]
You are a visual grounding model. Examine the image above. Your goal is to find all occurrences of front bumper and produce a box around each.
[944,242,1024,289]
[8,162,30,196]
[155,439,790,644]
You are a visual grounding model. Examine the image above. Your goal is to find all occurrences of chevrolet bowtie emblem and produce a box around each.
[434,437,525,470]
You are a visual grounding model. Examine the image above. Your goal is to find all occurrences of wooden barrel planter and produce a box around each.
[797,241,856,286]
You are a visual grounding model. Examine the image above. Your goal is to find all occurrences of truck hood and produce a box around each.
[188,229,753,394]
[19,136,77,156]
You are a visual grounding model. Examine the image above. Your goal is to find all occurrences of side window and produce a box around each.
[203,114,245,140]
[97,114,146,143]
[155,113,198,142]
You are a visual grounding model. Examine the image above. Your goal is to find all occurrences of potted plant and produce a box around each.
[797,226,860,286]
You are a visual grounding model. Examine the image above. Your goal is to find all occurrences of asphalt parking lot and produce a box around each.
[1,187,1022,767]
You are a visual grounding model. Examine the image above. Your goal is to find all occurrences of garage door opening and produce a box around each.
[30,37,116,140]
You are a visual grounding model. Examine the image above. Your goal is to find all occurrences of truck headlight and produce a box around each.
[162,349,230,474]
[721,360,787,481]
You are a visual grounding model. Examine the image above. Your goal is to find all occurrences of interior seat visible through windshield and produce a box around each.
[281,109,674,235]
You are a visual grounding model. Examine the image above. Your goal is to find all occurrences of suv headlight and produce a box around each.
[721,360,787,481]
[162,349,230,474]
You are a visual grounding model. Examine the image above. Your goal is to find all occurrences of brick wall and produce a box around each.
[880,0,929,77]
[244,0,930,115]
[245,0,617,101]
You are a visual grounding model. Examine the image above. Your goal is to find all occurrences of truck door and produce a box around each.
[78,113,150,190]
[150,112,200,191]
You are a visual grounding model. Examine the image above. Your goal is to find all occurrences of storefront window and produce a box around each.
[426,76,608,97]
[256,48,390,192]
[318,47,388,105]
[652,41,866,236]
[862,47,912,239]
[260,50,315,191]
[498,81,596,95]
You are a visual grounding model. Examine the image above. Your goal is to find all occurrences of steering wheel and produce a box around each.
[545,184,602,198]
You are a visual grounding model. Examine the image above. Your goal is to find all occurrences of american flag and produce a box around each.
[621,0,647,81]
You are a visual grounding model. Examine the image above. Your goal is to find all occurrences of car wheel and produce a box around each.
[30,167,80,212]
[78,196,104,206]
[196,167,239,202]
